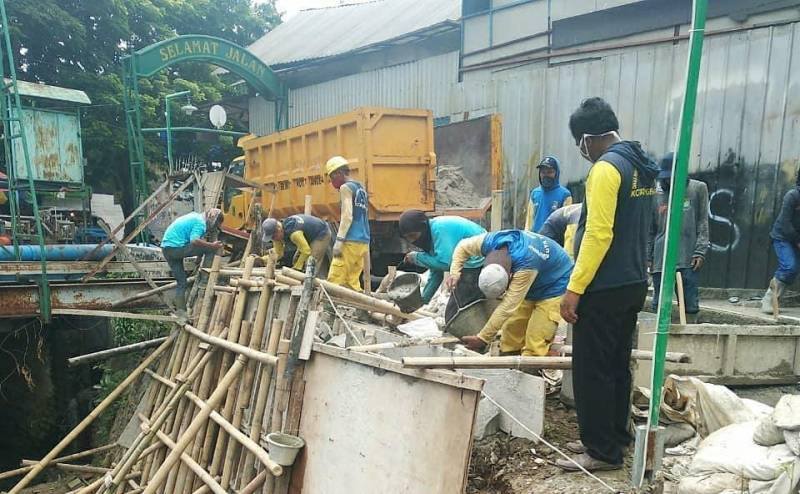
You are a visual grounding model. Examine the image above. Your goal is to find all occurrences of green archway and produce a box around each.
[122,35,287,207]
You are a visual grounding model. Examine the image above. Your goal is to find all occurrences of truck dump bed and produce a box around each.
[240,107,436,221]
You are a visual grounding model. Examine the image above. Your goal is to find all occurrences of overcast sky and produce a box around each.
[273,0,373,19]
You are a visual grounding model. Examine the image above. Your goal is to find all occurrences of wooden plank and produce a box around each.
[312,343,484,392]
[668,324,800,337]
[296,350,480,494]
[401,355,572,370]
[52,309,178,323]
[491,190,503,231]
[299,311,320,361]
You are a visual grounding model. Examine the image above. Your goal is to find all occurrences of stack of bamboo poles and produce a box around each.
[6,253,430,494]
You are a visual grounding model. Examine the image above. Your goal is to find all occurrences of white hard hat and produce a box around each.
[478,264,509,299]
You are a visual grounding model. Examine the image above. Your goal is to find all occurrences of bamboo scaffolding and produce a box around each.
[8,333,176,494]
[68,338,169,366]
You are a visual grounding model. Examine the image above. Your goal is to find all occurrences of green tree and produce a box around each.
[5,0,280,211]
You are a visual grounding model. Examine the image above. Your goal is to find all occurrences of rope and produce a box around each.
[480,392,622,494]
[318,284,362,346]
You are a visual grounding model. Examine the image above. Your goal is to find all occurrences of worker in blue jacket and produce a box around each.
[448,229,573,356]
[525,155,573,232]
[398,210,485,303]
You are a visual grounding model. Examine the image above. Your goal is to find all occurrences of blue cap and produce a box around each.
[537,155,559,169]
[658,152,674,180]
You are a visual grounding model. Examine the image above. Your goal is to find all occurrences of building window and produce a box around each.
[463,0,491,16]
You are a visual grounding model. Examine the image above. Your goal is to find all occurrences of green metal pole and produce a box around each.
[639,0,707,484]
[164,90,190,174]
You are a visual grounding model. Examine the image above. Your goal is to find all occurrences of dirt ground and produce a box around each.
[468,396,639,494]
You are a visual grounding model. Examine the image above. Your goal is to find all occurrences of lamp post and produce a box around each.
[164,90,197,174]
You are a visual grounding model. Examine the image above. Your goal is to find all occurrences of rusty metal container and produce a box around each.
[11,108,84,183]
[239,107,436,221]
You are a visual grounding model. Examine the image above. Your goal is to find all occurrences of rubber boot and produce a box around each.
[760,278,785,315]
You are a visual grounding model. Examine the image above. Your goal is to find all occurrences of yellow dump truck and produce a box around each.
[224,107,501,272]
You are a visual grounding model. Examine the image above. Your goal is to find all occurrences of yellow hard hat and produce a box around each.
[325,156,349,176]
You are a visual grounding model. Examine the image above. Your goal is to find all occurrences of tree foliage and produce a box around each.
[5,0,280,210]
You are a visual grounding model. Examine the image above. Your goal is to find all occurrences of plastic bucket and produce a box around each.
[387,273,424,313]
[266,432,305,466]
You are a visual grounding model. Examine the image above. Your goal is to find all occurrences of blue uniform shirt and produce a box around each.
[414,216,486,302]
[482,229,573,300]
[530,186,572,232]
[343,181,370,243]
[162,212,206,248]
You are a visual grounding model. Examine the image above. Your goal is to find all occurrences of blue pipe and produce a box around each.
[0,244,116,261]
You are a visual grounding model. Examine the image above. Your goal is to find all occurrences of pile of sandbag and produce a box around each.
[674,387,800,494]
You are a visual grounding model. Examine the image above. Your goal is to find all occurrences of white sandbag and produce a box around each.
[753,413,785,447]
[773,395,800,431]
[678,422,800,494]
[785,430,800,457]
[677,473,745,494]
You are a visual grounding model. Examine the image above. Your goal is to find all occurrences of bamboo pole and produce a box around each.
[280,267,432,320]
[68,338,168,366]
[239,470,268,494]
[141,357,255,494]
[18,461,109,475]
[64,472,140,494]
[8,333,175,494]
[401,355,572,369]
[82,175,196,281]
[0,444,117,480]
[347,336,460,353]
[238,319,283,486]
[154,430,227,494]
[111,277,196,308]
[557,345,691,364]
[262,340,291,494]
[182,324,277,366]
[51,309,179,323]
[81,178,170,261]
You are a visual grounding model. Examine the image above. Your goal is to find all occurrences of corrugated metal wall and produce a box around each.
[249,51,459,136]
[250,21,800,288]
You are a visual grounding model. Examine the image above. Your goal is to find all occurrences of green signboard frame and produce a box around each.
[122,35,287,207]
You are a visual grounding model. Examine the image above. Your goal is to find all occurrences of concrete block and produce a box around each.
[463,369,545,441]
[474,399,501,439]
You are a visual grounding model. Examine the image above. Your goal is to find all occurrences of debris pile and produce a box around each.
[436,165,485,209]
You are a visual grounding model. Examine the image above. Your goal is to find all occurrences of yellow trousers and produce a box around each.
[327,241,369,292]
[499,295,563,356]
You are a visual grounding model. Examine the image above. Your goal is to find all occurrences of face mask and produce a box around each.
[540,176,556,189]
[578,131,620,162]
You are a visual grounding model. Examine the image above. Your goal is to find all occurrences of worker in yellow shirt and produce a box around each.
[448,229,573,356]
[261,214,332,272]
[555,97,658,473]
[325,156,371,291]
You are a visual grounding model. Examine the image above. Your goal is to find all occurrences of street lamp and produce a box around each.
[165,90,193,173]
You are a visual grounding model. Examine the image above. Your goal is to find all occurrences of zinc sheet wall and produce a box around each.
[461,22,800,289]
[250,21,800,288]
[248,51,459,137]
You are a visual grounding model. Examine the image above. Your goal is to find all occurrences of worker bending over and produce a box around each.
[398,210,486,303]
[557,97,657,472]
[261,214,332,271]
[325,156,370,291]
[448,229,573,356]
[539,203,582,261]
[161,208,224,316]
[525,156,572,232]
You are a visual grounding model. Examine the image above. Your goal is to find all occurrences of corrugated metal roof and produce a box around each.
[5,79,91,104]
[248,0,461,66]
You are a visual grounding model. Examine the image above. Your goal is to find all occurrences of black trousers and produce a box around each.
[572,282,647,465]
